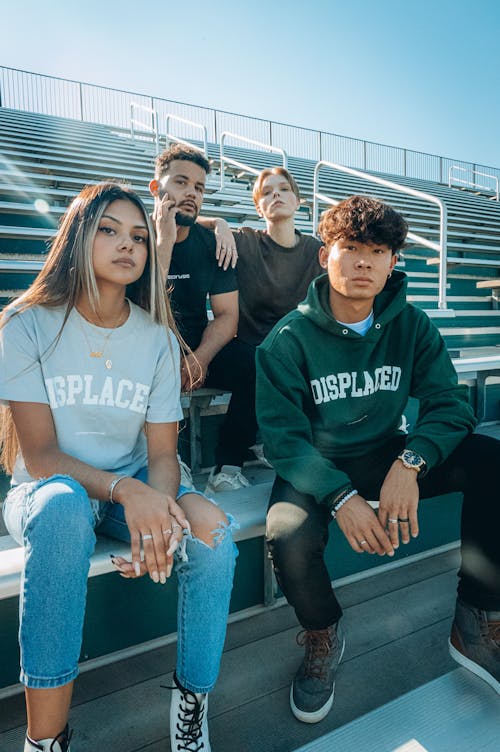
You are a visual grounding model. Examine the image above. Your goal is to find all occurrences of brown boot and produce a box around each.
[290,622,345,723]
[449,598,500,694]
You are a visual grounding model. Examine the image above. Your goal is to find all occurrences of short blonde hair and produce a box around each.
[252,167,300,209]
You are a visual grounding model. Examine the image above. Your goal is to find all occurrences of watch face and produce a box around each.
[402,450,424,467]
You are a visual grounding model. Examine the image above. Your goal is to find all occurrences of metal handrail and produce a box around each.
[0,259,45,272]
[448,166,499,201]
[3,66,500,189]
[166,114,208,156]
[130,103,159,153]
[313,161,449,309]
[220,132,288,189]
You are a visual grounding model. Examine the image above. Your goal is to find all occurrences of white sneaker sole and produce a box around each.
[448,638,500,694]
[290,636,346,724]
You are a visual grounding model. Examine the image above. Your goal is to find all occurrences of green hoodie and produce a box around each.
[256,270,476,507]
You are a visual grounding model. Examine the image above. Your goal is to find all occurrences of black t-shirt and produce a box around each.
[168,224,238,350]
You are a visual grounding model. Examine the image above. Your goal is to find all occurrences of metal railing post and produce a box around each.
[449,165,499,200]
[130,102,159,150]
[219,132,288,189]
[78,82,83,121]
[165,114,207,155]
[438,204,448,310]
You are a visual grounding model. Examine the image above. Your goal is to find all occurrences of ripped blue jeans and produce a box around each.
[2,468,238,693]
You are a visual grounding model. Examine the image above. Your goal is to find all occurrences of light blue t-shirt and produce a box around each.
[336,310,374,336]
[0,302,183,485]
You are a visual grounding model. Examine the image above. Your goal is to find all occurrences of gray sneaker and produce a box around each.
[204,465,250,494]
[290,622,345,723]
[448,598,500,694]
[178,456,195,491]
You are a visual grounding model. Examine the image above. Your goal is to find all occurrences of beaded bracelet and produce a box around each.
[108,475,128,504]
[331,488,359,518]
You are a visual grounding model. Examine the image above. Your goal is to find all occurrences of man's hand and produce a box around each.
[335,494,395,556]
[152,191,178,278]
[378,460,420,547]
[181,352,207,391]
[213,219,238,270]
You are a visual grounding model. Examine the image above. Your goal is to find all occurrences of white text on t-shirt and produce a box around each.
[45,375,151,413]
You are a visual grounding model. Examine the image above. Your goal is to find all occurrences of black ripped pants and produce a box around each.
[205,338,258,468]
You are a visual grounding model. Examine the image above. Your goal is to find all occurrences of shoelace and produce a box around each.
[174,690,206,751]
[50,726,73,752]
[26,725,72,752]
[296,628,334,681]
[164,677,206,752]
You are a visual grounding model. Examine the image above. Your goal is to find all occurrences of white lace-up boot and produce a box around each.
[170,672,210,751]
[24,725,72,752]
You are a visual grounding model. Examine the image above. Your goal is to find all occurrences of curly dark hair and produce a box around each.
[318,195,408,252]
[155,143,211,179]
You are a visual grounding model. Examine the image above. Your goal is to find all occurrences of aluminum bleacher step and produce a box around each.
[293,670,500,752]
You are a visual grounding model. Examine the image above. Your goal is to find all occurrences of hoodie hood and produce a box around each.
[298,269,408,337]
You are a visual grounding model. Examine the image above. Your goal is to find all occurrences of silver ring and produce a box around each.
[359,539,367,546]
[388,518,398,524]
[142,533,153,541]
[172,523,181,530]
[162,528,172,535]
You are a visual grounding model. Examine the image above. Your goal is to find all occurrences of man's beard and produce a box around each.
[176,212,197,227]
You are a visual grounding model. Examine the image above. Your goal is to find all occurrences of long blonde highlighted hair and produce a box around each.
[0,181,183,473]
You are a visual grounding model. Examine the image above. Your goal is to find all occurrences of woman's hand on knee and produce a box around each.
[112,478,189,583]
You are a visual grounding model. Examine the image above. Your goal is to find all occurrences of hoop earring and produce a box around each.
[387,272,392,278]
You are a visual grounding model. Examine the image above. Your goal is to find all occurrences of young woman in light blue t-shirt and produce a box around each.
[0,182,236,752]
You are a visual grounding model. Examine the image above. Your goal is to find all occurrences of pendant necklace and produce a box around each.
[76,303,129,370]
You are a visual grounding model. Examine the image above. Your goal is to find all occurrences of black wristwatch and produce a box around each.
[397,449,426,474]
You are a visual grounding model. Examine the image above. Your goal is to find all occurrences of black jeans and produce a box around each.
[266,433,500,630]
[205,338,258,468]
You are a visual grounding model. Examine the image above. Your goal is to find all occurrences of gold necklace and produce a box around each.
[75,303,129,370]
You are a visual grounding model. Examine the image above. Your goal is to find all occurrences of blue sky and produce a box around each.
[2,0,499,167]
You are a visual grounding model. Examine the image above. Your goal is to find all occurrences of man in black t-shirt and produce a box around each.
[167,222,237,352]
[150,145,256,493]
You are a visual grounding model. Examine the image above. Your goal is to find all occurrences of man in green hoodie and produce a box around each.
[256,195,500,724]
